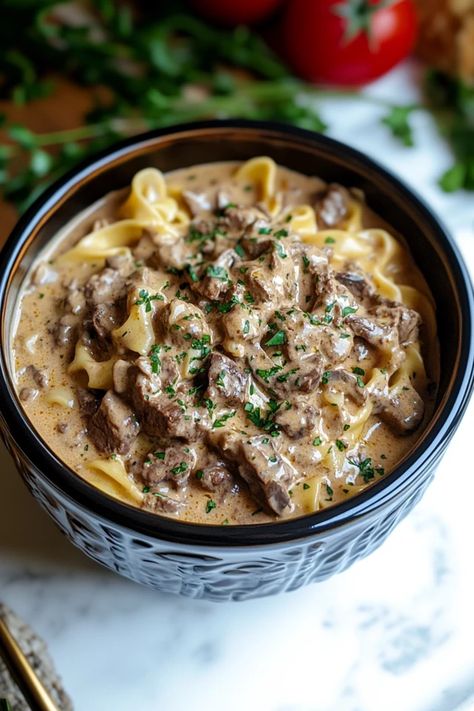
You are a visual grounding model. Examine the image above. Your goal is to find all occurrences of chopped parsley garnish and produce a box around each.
[244,291,255,304]
[186,263,200,282]
[258,227,272,235]
[313,437,322,446]
[265,330,286,347]
[212,410,236,428]
[356,376,365,388]
[342,306,358,318]
[195,469,204,479]
[302,255,310,272]
[335,439,347,451]
[321,370,331,385]
[276,367,299,383]
[325,483,334,499]
[149,344,162,374]
[135,289,164,312]
[171,461,188,476]
[352,367,365,376]
[303,483,310,490]
[275,241,287,258]
[165,384,176,397]
[206,499,217,513]
[274,310,286,321]
[274,228,288,238]
[206,265,229,281]
[234,242,245,257]
[325,236,336,244]
[217,292,241,313]
[343,424,351,431]
[142,486,150,493]
[255,365,282,382]
[216,370,226,389]
[348,457,385,483]
[243,319,250,335]
[244,401,280,436]
[154,451,166,460]
[285,214,293,222]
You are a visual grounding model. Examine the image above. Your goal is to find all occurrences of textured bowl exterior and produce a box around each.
[1,121,473,601]
[0,426,436,601]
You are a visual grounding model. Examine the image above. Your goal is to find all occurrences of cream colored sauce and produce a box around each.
[12,161,438,524]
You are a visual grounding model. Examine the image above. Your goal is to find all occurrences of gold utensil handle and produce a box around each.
[0,616,60,711]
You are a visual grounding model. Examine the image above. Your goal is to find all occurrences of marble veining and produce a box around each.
[1,61,474,710]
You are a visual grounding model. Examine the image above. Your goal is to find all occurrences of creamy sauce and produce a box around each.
[12,160,438,524]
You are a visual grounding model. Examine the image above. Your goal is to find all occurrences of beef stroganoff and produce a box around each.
[13,158,438,524]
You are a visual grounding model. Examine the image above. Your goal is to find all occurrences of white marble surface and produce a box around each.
[2,62,474,711]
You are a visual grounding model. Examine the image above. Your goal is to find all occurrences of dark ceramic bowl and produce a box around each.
[1,121,473,601]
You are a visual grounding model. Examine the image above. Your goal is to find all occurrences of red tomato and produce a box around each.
[282,0,418,86]
[189,0,282,26]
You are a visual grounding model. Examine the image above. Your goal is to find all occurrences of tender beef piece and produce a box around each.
[19,387,38,402]
[140,445,196,488]
[243,253,293,305]
[133,233,157,262]
[130,369,203,440]
[251,349,323,397]
[182,190,212,216]
[323,369,367,405]
[154,237,191,271]
[336,271,377,304]
[106,253,134,276]
[191,250,235,301]
[372,303,421,346]
[217,433,297,515]
[199,463,235,497]
[347,315,398,349]
[65,280,86,315]
[92,302,125,339]
[25,364,48,388]
[221,206,268,231]
[206,353,248,405]
[76,387,100,417]
[113,359,131,394]
[315,184,350,228]
[275,400,317,439]
[240,233,273,259]
[53,314,77,348]
[88,390,139,455]
[85,268,126,306]
[142,492,183,515]
[373,384,425,434]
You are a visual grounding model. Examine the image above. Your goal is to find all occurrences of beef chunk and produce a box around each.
[373,383,425,434]
[198,463,235,497]
[372,303,421,346]
[19,387,38,402]
[130,369,203,440]
[25,364,48,388]
[191,250,235,301]
[217,432,297,515]
[140,445,196,488]
[347,316,398,349]
[315,184,350,228]
[336,271,376,304]
[105,252,134,276]
[88,390,139,455]
[53,314,77,347]
[221,205,268,231]
[206,353,248,405]
[85,268,125,306]
[323,369,368,405]
[142,492,183,515]
[275,400,316,438]
[76,387,100,417]
[92,302,125,338]
[158,300,210,347]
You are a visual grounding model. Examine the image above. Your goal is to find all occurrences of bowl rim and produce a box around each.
[1,118,473,547]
